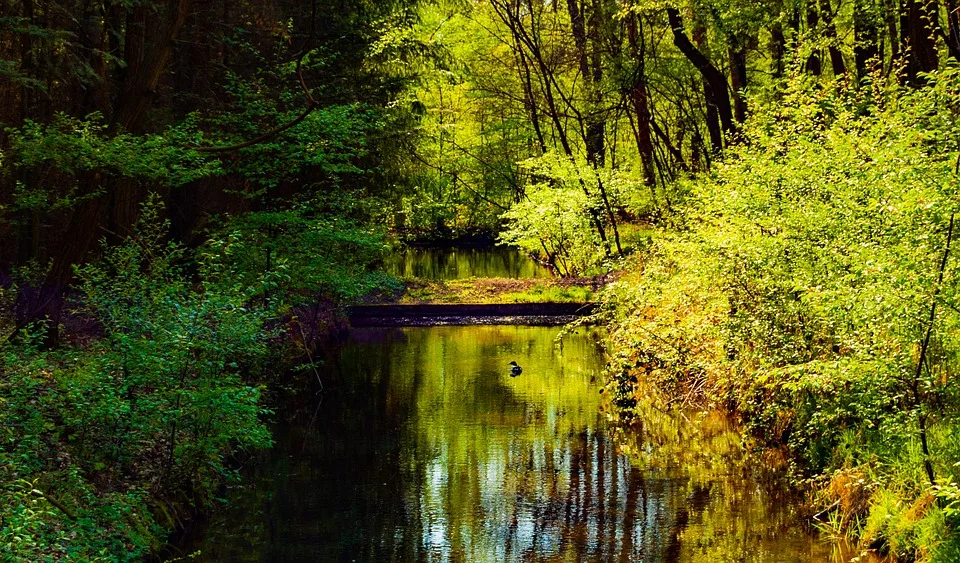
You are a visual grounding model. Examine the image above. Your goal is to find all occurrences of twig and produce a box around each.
[295,318,323,392]
[914,212,955,487]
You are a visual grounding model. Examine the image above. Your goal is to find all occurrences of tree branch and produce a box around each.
[189,0,318,153]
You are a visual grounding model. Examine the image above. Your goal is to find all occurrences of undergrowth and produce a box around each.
[600,70,960,561]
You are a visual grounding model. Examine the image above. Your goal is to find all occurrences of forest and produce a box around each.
[2,0,960,560]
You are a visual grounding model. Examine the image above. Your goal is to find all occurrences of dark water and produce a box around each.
[385,247,553,279]
[173,326,836,562]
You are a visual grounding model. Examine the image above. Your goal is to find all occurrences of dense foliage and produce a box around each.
[0,197,389,560]
[6,0,960,559]
[602,72,960,560]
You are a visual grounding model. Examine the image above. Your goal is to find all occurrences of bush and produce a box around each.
[602,71,960,559]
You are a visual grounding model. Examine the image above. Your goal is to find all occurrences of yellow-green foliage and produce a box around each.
[399,277,596,304]
[602,71,960,559]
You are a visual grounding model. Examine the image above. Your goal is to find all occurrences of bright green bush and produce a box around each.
[603,70,960,559]
[499,152,635,276]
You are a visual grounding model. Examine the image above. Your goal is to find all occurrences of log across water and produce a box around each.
[348,302,598,326]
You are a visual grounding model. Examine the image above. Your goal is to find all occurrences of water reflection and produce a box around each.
[385,247,553,279]
[174,327,833,562]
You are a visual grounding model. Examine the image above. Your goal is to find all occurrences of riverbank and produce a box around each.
[385,276,605,305]
[0,206,389,562]
[593,79,960,562]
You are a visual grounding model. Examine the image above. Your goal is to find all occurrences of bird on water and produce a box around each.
[509,361,522,377]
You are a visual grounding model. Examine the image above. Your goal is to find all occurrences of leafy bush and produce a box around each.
[203,202,398,308]
[499,152,634,276]
[1,198,277,560]
[602,71,960,559]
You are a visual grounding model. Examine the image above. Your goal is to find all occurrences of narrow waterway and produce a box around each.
[385,247,553,279]
[173,325,834,562]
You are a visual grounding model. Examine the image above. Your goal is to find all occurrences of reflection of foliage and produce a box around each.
[189,325,826,561]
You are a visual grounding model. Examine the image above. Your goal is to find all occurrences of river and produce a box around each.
[172,324,836,562]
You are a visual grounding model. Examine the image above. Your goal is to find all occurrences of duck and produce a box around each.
[509,361,522,377]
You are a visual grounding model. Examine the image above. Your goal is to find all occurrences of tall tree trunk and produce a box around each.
[19,0,35,124]
[516,47,548,154]
[566,0,604,166]
[667,8,734,153]
[770,21,786,78]
[490,0,611,253]
[943,0,960,61]
[884,0,902,73]
[17,0,195,345]
[902,0,939,83]
[113,0,194,132]
[820,0,848,76]
[626,14,657,189]
[111,0,194,237]
[806,6,823,75]
[585,0,621,254]
[728,35,748,123]
[587,0,605,167]
[695,23,723,155]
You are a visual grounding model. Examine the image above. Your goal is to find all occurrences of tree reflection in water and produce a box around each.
[384,247,553,280]
[175,326,834,562]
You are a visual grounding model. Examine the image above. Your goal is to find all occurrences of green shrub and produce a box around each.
[602,70,960,557]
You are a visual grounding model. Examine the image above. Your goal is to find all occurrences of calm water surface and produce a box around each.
[385,247,553,279]
[175,326,836,562]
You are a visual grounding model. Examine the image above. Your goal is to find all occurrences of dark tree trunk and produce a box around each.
[626,14,656,188]
[19,0,35,124]
[667,8,734,152]
[943,0,960,61]
[16,0,195,346]
[728,36,748,123]
[696,26,723,154]
[855,0,881,78]
[110,0,194,236]
[490,0,611,253]
[770,21,786,78]
[560,0,619,253]
[586,0,605,167]
[853,0,880,79]
[113,0,194,133]
[566,0,591,83]
[902,0,939,83]
[820,0,848,76]
[806,7,823,75]
[516,47,548,154]
[884,0,901,72]
[566,0,604,166]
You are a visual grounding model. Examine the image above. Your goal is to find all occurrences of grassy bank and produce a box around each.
[599,73,960,562]
[395,276,603,304]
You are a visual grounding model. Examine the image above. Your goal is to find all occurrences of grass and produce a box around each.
[393,276,603,304]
